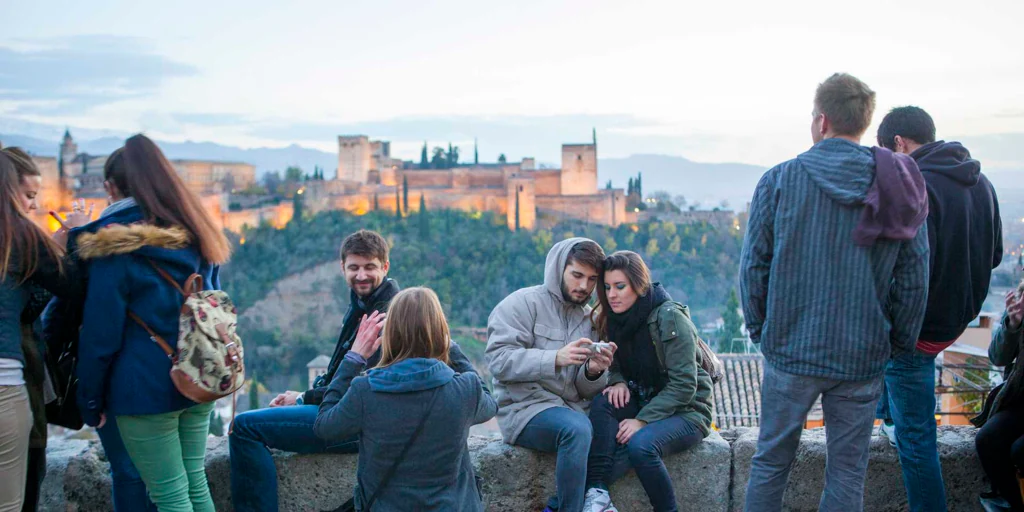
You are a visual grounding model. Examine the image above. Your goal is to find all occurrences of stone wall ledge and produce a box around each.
[41,426,984,511]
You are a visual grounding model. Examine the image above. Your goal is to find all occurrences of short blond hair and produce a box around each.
[814,73,876,137]
[377,287,451,368]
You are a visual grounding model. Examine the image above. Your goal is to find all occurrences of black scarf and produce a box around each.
[327,278,400,377]
[607,283,671,392]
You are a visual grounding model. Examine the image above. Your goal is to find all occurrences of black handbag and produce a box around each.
[39,295,84,430]
[327,387,441,512]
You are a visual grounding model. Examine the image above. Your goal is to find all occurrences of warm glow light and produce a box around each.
[239,237,246,245]
[297,189,305,195]
[634,208,640,212]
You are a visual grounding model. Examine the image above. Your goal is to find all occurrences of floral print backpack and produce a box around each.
[129,260,245,404]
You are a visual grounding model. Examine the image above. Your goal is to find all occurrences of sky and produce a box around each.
[2,0,1023,167]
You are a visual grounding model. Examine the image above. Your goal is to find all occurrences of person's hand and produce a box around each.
[352,311,387,359]
[269,391,303,407]
[603,382,630,409]
[556,339,593,368]
[616,418,646,444]
[96,413,107,429]
[65,200,95,229]
[1007,290,1024,330]
[586,342,617,376]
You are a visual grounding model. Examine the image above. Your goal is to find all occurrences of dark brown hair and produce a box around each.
[377,287,451,368]
[104,134,231,264]
[814,73,876,137]
[0,152,63,282]
[592,251,652,340]
[340,229,389,264]
[566,240,605,272]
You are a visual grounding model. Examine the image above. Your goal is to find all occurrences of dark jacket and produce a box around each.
[304,279,400,406]
[974,312,1023,427]
[314,344,497,512]
[72,206,221,426]
[912,141,1002,343]
[608,301,714,436]
[22,285,54,448]
[740,138,930,380]
[1,237,79,364]
[41,204,143,364]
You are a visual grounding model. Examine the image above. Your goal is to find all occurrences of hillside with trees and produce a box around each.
[221,207,743,390]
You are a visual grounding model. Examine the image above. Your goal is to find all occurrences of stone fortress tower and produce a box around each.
[337,135,373,183]
[560,129,598,196]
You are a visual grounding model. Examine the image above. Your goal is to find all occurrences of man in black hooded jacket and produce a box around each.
[875,106,1003,512]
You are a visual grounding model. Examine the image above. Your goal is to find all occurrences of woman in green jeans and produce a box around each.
[74,134,232,512]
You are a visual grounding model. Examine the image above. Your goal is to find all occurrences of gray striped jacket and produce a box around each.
[740,138,929,381]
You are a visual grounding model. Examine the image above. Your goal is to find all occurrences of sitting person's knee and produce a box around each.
[626,436,659,465]
[976,424,999,456]
[560,411,593,444]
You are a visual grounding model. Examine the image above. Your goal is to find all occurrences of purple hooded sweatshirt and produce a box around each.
[852,147,929,246]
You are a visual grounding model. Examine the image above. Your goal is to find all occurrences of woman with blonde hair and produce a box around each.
[315,287,497,511]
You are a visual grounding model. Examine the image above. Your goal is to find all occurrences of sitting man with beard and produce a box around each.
[486,238,616,512]
[230,229,476,512]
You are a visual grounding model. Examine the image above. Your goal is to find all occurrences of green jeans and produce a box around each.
[117,402,215,512]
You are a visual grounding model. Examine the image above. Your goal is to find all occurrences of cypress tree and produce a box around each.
[402,176,409,213]
[515,188,521,232]
[395,184,401,218]
[420,142,429,169]
[373,193,379,211]
[474,138,479,165]
[418,194,429,238]
[248,373,260,411]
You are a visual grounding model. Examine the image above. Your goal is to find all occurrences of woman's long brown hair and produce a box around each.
[105,134,231,264]
[591,251,652,341]
[377,287,451,368]
[0,150,64,283]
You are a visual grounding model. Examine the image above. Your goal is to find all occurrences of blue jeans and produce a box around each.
[229,405,359,512]
[875,349,946,512]
[586,393,703,512]
[97,418,157,512]
[745,363,882,512]
[514,406,593,512]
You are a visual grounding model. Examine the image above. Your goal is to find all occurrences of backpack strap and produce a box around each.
[363,387,442,510]
[128,259,199,361]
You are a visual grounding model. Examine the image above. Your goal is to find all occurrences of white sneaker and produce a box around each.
[879,420,897,448]
[583,488,619,512]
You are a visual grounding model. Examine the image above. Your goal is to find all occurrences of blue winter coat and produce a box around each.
[70,206,221,425]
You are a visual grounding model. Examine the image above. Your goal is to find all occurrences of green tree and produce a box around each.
[474,138,479,165]
[209,410,225,436]
[668,235,682,254]
[394,184,402,218]
[419,194,429,238]
[420,142,429,169]
[248,373,261,411]
[717,289,745,352]
[514,188,520,232]
[285,166,304,183]
[292,190,304,224]
[498,153,507,164]
[373,193,379,211]
[606,180,612,190]
[645,238,659,257]
[402,176,409,213]
[431,147,447,169]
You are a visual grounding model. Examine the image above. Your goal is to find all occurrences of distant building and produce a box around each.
[320,130,630,230]
[307,355,331,389]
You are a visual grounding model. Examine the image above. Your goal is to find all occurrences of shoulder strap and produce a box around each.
[363,387,442,511]
[127,259,201,360]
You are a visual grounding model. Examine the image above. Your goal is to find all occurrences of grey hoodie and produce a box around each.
[485,238,608,443]
[740,138,930,381]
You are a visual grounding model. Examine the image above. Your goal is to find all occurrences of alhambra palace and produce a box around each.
[26,130,633,234]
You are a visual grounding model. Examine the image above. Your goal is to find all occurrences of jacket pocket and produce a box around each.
[533,324,565,349]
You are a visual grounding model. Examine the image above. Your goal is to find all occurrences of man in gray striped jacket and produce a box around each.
[740,73,930,512]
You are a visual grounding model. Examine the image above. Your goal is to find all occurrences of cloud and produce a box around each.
[0,35,197,115]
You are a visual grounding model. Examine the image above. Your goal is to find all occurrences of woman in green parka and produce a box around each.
[583,251,714,512]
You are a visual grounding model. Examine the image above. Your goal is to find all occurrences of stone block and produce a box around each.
[730,426,985,512]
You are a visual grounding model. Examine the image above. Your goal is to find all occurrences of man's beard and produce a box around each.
[562,283,590,305]
[351,279,379,299]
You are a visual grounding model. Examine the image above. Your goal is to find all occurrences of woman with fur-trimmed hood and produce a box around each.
[70,134,231,512]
